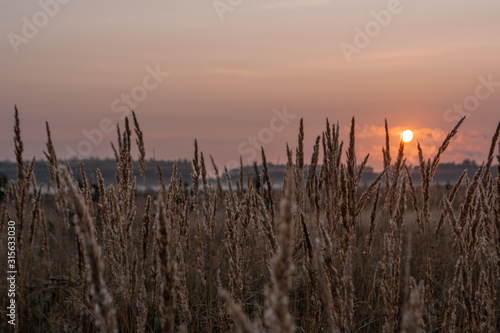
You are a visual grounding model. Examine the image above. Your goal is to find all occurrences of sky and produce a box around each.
[1,0,499,171]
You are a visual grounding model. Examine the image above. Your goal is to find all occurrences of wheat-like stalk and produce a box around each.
[61,168,118,333]
[264,169,296,333]
[3,108,500,332]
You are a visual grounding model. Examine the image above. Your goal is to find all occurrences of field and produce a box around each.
[1,109,499,332]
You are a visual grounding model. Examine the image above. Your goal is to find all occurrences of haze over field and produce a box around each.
[1,0,499,170]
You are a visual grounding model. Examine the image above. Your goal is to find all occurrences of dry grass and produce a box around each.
[1,109,499,332]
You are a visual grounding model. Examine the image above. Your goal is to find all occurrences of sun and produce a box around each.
[402,130,413,143]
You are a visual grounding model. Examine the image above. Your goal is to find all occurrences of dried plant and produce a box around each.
[2,109,499,333]
[62,168,118,333]
[264,169,296,333]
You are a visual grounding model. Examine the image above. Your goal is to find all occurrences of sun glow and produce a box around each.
[402,130,413,143]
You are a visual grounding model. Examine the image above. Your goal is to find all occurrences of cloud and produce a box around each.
[354,124,494,170]
[258,0,330,10]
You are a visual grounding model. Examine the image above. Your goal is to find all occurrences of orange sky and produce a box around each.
[1,0,499,171]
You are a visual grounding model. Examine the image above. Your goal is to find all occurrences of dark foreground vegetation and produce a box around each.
[1,108,499,332]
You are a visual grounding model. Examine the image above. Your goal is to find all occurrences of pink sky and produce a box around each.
[1,0,499,171]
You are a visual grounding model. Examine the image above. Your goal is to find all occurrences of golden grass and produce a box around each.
[1,109,499,332]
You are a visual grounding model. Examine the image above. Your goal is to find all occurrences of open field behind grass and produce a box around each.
[1,111,499,332]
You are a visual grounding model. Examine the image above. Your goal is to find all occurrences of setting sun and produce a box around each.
[402,130,414,143]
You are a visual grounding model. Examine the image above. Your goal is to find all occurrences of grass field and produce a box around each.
[1,109,499,332]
